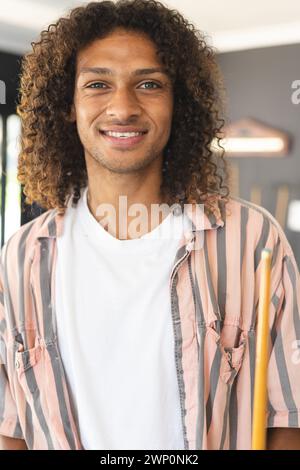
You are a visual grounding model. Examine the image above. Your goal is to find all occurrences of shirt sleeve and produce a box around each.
[267,231,300,428]
[0,254,24,439]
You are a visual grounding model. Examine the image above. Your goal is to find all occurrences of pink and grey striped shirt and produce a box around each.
[0,195,300,449]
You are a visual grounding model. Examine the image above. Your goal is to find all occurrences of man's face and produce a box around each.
[72,28,174,174]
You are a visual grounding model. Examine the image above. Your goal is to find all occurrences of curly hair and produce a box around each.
[17,0,229,215]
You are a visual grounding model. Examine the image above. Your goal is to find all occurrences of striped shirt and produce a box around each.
[0,195,300,449]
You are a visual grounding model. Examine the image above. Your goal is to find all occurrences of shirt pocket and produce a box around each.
[14,341,44,396]
[219,339,246,385]
[206,325,247,386]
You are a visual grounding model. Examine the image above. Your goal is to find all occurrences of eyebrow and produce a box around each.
[78,66,169,77]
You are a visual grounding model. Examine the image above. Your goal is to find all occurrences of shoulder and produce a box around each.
[0,209,58,269]
[224,196,293,257]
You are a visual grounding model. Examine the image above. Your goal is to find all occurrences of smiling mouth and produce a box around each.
[100,130,147,137]
[99,130,148,146]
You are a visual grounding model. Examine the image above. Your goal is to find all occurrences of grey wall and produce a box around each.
[0,51,44,231]
[217,44,300,267]
[0,50,21,114]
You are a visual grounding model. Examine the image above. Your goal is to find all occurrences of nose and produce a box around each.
[105,87,142,120]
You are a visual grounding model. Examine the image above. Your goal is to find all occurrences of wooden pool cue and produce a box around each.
[252,248,272,450]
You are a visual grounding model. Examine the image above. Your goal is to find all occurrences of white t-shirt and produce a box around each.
[55,187,188,450]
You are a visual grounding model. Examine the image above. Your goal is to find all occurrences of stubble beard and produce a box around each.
[89,144,162,175]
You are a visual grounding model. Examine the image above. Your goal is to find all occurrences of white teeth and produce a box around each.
[104,131,144,138]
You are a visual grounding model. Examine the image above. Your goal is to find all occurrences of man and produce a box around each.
[1,0,300,450]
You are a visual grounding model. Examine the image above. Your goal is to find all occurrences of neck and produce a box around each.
[85,156,170,240]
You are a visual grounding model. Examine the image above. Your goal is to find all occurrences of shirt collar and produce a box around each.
[184,200,225,232]
[36,209,64,240]
[36,193,225,240]
[180,193,225,232]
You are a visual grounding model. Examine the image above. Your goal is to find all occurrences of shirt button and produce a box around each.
[15,360,20,369]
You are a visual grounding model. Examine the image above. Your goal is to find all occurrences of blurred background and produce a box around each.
[0,0,300,266]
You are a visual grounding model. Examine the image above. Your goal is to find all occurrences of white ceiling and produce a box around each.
[1,0,300,55]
